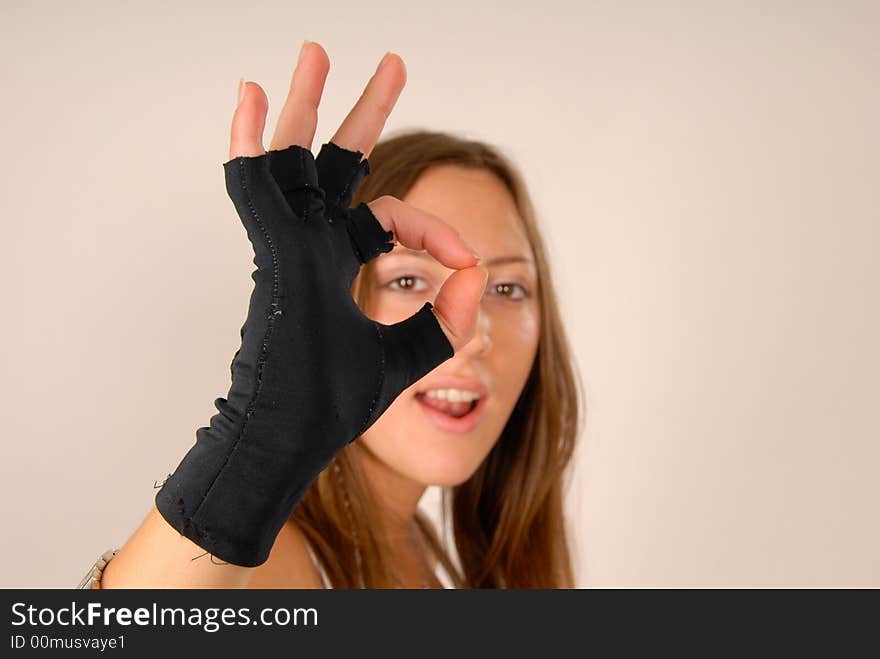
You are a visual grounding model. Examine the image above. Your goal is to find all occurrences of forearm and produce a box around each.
[100,505,254,588]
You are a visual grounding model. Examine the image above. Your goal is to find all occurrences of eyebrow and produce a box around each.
[390,249,533,267]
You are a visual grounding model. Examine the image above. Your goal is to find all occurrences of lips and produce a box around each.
[414,376,489,434]
[415,393,477,418]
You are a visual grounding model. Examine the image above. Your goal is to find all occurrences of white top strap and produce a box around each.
[303,539,333,589]
[433,559,455,589]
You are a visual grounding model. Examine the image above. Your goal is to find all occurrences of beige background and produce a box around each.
[2,0,878,587]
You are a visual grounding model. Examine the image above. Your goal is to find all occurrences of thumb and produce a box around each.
[431,265,489,351]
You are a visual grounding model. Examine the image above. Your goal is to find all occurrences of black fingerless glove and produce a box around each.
[155,142,454,567]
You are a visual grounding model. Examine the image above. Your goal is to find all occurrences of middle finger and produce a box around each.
[270,41,331,152]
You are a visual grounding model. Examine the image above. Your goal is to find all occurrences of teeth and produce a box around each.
[424,388,481,403]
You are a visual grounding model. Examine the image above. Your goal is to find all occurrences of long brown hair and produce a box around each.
[292,129,584,588]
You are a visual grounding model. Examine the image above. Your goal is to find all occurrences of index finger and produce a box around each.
[366,196,481,269]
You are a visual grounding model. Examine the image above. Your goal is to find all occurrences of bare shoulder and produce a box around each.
[247,520,325,589]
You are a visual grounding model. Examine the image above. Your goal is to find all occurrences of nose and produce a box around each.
[458,306,491,358]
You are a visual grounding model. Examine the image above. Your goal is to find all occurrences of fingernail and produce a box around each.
[462,238,481,261]
[299,40,310,64]
[237,78,245,107]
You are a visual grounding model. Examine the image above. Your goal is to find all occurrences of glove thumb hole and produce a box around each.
[360,269,485,433]
[373,302,455,417]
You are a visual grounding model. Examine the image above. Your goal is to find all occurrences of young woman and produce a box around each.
[87,42,582,589]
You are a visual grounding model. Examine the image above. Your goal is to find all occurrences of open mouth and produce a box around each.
[414,392,479,419]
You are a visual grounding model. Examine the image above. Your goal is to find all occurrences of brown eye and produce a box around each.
[387,275,428,293]
[492,282,528,300]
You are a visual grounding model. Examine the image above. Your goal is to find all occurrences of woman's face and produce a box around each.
[360,165,541,486]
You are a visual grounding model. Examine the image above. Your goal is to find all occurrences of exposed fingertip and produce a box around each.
[387,52,406,80]
[461,238,481,262]
[310,41,329,62]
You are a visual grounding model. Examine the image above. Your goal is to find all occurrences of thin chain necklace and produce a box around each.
[334,461,432,589]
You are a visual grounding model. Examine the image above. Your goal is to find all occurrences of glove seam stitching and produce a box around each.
[337,158,365,208]
[300,148,311,222]
[354,321,385,439]
[345,208,367,265]
[188,157,282,535]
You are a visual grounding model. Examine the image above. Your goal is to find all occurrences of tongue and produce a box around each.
[420,395,473,418]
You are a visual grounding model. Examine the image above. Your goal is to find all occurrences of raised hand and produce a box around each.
[155,43,487,567]
[230,42,487,346]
